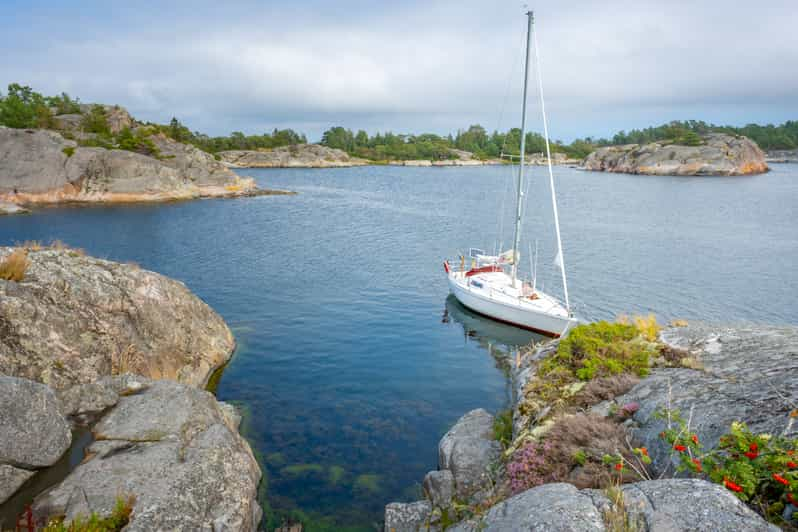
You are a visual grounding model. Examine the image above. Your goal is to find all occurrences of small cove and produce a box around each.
[0,163,795,529]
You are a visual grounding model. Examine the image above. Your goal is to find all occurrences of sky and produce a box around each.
[1,0,796,142]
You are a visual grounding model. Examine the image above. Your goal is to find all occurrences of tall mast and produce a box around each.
[511,10,534,286]
[532,13,570,312]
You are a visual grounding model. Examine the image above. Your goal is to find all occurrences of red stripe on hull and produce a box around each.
[465,265,503,277]
[457,301,561,338]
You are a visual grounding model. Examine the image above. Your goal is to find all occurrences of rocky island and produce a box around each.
[385,320,797,531]
[0,245,262,531]
[582,133,769,176]
[219,143,369,168]
[0,102,291,215]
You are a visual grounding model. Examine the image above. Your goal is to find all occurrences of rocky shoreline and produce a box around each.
[766,149,798,163]
[0,247,262,530]
[385,322,797,531]
[218,144,582,169]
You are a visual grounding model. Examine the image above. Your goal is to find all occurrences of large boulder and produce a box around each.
[0,247,234,389]
[448,479,776,531]
[32,378,262,531]
[0,376,72,468]
[0,127,260,204]
[438,409,501,500]
[218,144,368,168]
[422,470,454,509]
[582,133,768,176]
[448,483,603,532]
[384,500,433,532]
[618,324,798,473]
[0,376,72,504]
[612,479,778,531]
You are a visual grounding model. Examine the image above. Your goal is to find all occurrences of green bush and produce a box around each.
[115,128,159,157]
[81,105,110,135]
[493,408,514,449]
[62,146,75,158]
[41,495,134,531]
[543,321,654,381]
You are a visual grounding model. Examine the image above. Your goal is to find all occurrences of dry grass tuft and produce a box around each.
[573,374,641,409]
[670,319,689,327]
[542,413,636,489]
[0,248,30,281]
[18,240,43,251]
[16,239,85,256]
[616,313,661,342]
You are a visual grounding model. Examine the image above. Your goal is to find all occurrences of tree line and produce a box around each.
[2,84,797,160]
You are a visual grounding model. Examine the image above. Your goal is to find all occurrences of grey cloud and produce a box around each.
[1,0,795,140]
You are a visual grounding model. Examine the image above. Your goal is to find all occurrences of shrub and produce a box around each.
[493,408,513,449]
[573,374,640,408]
[41,495,134,531]
[62,146,75,157]
[507,440,552,493]
[655,409,798,526]
[115,128,159,157]
[81,105,110,136]
[542,321,655,381]
[0,248,29,281]
[507,414,638,493]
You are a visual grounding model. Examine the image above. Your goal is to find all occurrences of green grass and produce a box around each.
[493,408,513,449]
[41,496,134,531]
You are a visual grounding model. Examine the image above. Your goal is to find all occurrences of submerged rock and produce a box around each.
[32,378,262,531]
[0,200,28,215]
[582,133,768,175]
[0,247,234,389]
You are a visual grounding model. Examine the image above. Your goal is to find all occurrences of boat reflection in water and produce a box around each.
[443,294,547,352]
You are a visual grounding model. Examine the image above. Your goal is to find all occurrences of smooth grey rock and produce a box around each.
[438,409,501,499]
[32,380,261,531]
[0,247,235,389]
[218,144,368,168]
[583,133,768,176]
[620,479,778,531]
[450,483,604,532]
[0,375,71,468]
[0,464,34,505]
[618,324,798,474]
[384,500,432,532]
[422,470,454,509]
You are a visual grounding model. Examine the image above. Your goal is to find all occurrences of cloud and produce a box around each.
[1,0,796,140]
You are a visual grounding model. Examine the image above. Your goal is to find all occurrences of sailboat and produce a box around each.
[443,11,578,338]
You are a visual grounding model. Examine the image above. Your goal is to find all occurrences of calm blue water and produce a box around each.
[1,163,796,529]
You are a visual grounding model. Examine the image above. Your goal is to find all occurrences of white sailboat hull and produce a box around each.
[447,271,577,338]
